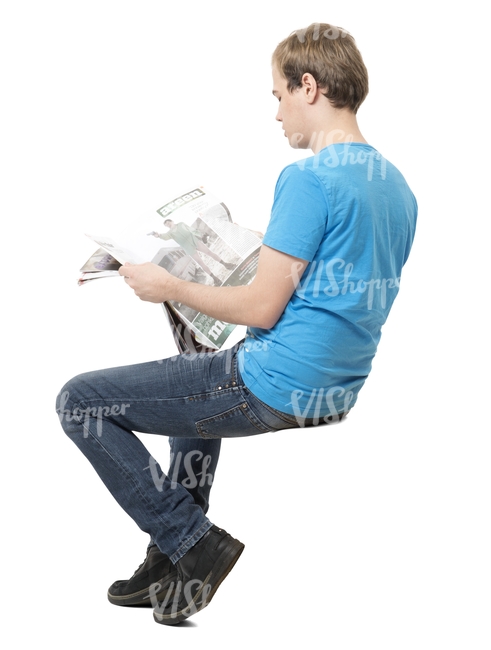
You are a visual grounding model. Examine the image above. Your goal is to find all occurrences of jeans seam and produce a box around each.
[79,417,190,545]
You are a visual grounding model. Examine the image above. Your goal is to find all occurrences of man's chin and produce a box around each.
[288,133,308,149]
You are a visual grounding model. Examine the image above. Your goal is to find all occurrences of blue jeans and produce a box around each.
[56,342,302,563]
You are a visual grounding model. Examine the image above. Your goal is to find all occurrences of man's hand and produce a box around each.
[119,262,175,303]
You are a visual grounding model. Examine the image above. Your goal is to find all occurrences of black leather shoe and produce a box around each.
[153,525,244,625]
[108,545,178,607]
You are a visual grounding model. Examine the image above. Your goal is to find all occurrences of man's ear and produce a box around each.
[301,72,320,104]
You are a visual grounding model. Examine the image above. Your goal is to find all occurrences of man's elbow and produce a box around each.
[249,305,282,330]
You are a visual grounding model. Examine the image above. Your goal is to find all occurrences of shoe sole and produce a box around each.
[108,573,178,607]
[153,539,244,625]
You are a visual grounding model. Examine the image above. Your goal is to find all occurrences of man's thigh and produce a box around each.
[58,346,272,440]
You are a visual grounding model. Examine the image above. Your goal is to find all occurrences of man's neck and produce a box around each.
[307,111,367,154]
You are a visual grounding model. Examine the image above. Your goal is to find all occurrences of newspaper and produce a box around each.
[79,186,262,352]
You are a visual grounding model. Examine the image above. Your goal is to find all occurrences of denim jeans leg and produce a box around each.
[56,363,217,563]
[56,344,298,562]
[145,437,221,550]
[167,437,221,515]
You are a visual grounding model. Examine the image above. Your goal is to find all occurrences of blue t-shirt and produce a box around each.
[237,143,417,420]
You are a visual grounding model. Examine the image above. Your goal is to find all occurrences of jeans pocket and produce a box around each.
[195,402,271,439]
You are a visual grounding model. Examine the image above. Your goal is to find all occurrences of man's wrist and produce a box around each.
[163,272,184,303]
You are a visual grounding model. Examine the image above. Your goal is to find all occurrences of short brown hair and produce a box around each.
[272,23,369,113]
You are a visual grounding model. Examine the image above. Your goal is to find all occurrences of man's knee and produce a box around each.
[55,374,87,434]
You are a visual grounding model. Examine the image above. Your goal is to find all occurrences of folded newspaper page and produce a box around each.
[80,186,262,351]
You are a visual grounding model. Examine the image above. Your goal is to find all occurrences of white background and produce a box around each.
[1,1,489,648]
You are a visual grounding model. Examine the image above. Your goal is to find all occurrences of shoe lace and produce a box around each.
[129,548,151,578]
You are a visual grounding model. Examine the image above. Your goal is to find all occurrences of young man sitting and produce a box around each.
[57,22,417,626]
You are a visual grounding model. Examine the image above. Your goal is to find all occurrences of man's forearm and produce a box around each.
[166,276,274,329]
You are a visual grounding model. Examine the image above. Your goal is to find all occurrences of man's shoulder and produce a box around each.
[275,157,326,199]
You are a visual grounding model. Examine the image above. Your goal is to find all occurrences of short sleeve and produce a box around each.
[263,164,329,261]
